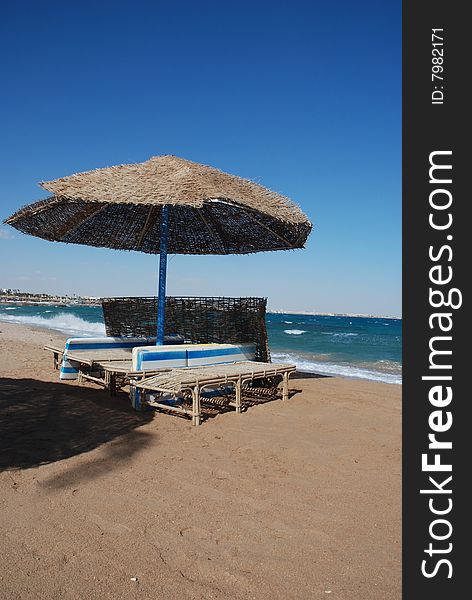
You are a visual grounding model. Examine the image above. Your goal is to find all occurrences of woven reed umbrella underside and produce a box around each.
[5,156,312,255]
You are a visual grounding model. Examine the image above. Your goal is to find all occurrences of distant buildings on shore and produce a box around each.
[0,288,101,306]
[0,289,400,319]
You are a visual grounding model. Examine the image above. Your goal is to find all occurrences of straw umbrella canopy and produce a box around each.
[5,155,312,342]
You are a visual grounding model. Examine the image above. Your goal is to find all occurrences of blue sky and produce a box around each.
[0,0,401,316]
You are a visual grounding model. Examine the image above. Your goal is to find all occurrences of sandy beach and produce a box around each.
[0,321,401,599]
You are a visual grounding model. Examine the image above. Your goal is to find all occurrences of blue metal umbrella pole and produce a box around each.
[156,205,169,345]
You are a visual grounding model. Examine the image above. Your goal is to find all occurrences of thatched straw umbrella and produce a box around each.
[5,155,312,343]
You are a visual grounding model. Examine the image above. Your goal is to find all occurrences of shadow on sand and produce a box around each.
[0,378,153,471]
[292,371,331,380]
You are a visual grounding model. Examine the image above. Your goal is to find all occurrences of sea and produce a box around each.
[0,304,402,385]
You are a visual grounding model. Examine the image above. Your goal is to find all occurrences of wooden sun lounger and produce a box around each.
[44,345,163,394]
[132,361,296,425]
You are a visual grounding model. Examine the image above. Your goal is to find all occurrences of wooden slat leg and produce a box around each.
[191,388,197,425]
[196,386,202,425]
[282,371,289,401]
[235,378,242,413]
[53,352,59,370]
[192,386,201,426]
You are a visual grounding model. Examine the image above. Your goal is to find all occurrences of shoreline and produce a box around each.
[0,300,101,307]
[0,318,402,385]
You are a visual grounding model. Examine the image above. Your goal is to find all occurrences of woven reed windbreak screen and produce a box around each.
[101,296,270,363]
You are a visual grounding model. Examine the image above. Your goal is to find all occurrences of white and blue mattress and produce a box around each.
[59,338,256,382]
[59,336,156,380]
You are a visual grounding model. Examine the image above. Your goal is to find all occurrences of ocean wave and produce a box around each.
[3,307,17,310]
[0,312,106,336]
[284,329,307,335]
[366,359,402,374]
[271,352,402,385]
[283,321,293,324]
[320,332,358,337]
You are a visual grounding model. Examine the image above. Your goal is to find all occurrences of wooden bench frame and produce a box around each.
[44,348,296,423]
[132,361,296,425]
[44,345,163,395]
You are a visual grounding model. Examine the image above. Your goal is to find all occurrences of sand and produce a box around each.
[0,321,401,600]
